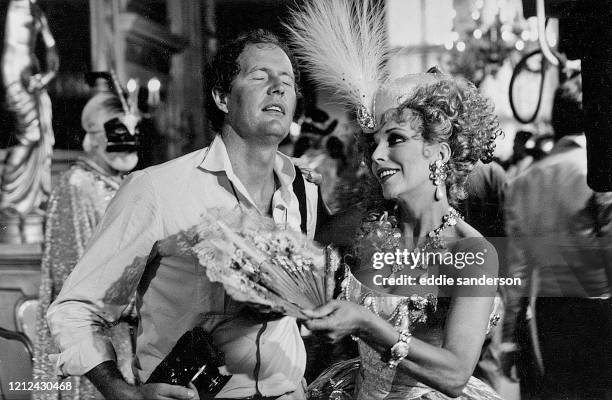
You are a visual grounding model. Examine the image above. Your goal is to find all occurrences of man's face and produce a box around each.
[100,151,139,173]
[224,43,297,144]
[85,132,139,174]
[91,116,139,173]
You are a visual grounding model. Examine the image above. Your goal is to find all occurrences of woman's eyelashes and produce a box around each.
[387,133,407,146]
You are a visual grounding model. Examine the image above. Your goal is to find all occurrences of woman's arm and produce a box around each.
[305,296,493,397]
[305,240,499,397]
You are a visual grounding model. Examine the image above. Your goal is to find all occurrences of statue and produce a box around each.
[0,0,59,243]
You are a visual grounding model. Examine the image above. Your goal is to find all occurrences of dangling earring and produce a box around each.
[429,159,448,201]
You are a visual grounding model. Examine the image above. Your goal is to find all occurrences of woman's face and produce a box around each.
[369,112,438,201]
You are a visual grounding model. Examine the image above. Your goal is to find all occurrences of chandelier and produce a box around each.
[445,0,541,86]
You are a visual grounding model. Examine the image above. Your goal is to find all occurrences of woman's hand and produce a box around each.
[303,300,370,342]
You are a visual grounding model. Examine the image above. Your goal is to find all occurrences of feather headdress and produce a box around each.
[284,0,389,131]
[109,69,139,136]
[84,70,140,136]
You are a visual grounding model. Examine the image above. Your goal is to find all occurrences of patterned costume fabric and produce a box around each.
[33,160,135,400]
[308,267,502,400]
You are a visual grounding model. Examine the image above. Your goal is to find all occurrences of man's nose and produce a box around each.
[268,76,285,96]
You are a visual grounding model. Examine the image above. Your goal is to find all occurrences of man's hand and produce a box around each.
[137,382,199,400]
[86,360,199,399]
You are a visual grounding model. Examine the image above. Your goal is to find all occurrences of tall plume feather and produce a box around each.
[109,69,131,115]
[284,0,389,115]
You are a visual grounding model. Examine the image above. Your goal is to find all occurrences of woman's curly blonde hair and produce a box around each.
[404,75,501,203]
[363,74,501,205]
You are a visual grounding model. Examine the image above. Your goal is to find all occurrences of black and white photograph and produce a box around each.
[0,0,610,399]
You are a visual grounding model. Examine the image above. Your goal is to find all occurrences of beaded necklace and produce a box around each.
[388,207,461,278]
[342,265,439,340]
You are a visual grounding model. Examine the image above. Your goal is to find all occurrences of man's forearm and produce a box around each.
[85,360,139,399]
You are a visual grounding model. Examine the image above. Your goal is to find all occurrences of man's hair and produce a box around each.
[552,74,583,141]
[205,29,301,132]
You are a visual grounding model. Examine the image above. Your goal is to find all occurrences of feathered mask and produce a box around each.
[284,0,389,131]
[83,70,141,152]
[84,70,140,136]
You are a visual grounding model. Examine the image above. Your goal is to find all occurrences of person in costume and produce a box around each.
[32,72,139,400]
[286,1,502,398]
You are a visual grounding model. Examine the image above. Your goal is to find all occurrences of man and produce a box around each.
[502,75,612,399]
[47,30,321,400]
[504,131,535,180]
[34,74,140,400]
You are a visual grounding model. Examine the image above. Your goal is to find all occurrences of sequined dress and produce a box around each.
[308,230,501,400]
[340,266,502,400]
[33,160,136,400]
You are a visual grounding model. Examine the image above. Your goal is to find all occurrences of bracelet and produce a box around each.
[388,329,412,368]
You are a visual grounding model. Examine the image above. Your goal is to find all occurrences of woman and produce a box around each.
[285,2,503,398]
[304,73,502,400]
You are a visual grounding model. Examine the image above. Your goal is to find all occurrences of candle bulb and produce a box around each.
[127,78,139,112]
[147,77,161,107]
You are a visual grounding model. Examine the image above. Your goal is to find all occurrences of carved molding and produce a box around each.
[118,12,188,55]
[0,244,42,270]
[0,244,42,297]
[0,244,41,333]
[89,0,188,83]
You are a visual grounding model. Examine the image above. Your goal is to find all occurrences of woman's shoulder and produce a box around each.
[454,218,482,239]
[452,220,496,252]
[445,221,499,277]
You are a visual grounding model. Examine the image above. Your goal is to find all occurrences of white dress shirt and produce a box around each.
[47,135,319,398]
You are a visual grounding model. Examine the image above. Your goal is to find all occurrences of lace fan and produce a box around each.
[183,210,339,319]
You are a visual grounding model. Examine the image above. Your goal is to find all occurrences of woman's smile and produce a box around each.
[377,167,400,183]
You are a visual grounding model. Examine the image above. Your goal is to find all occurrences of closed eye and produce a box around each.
[250,71,267,80]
